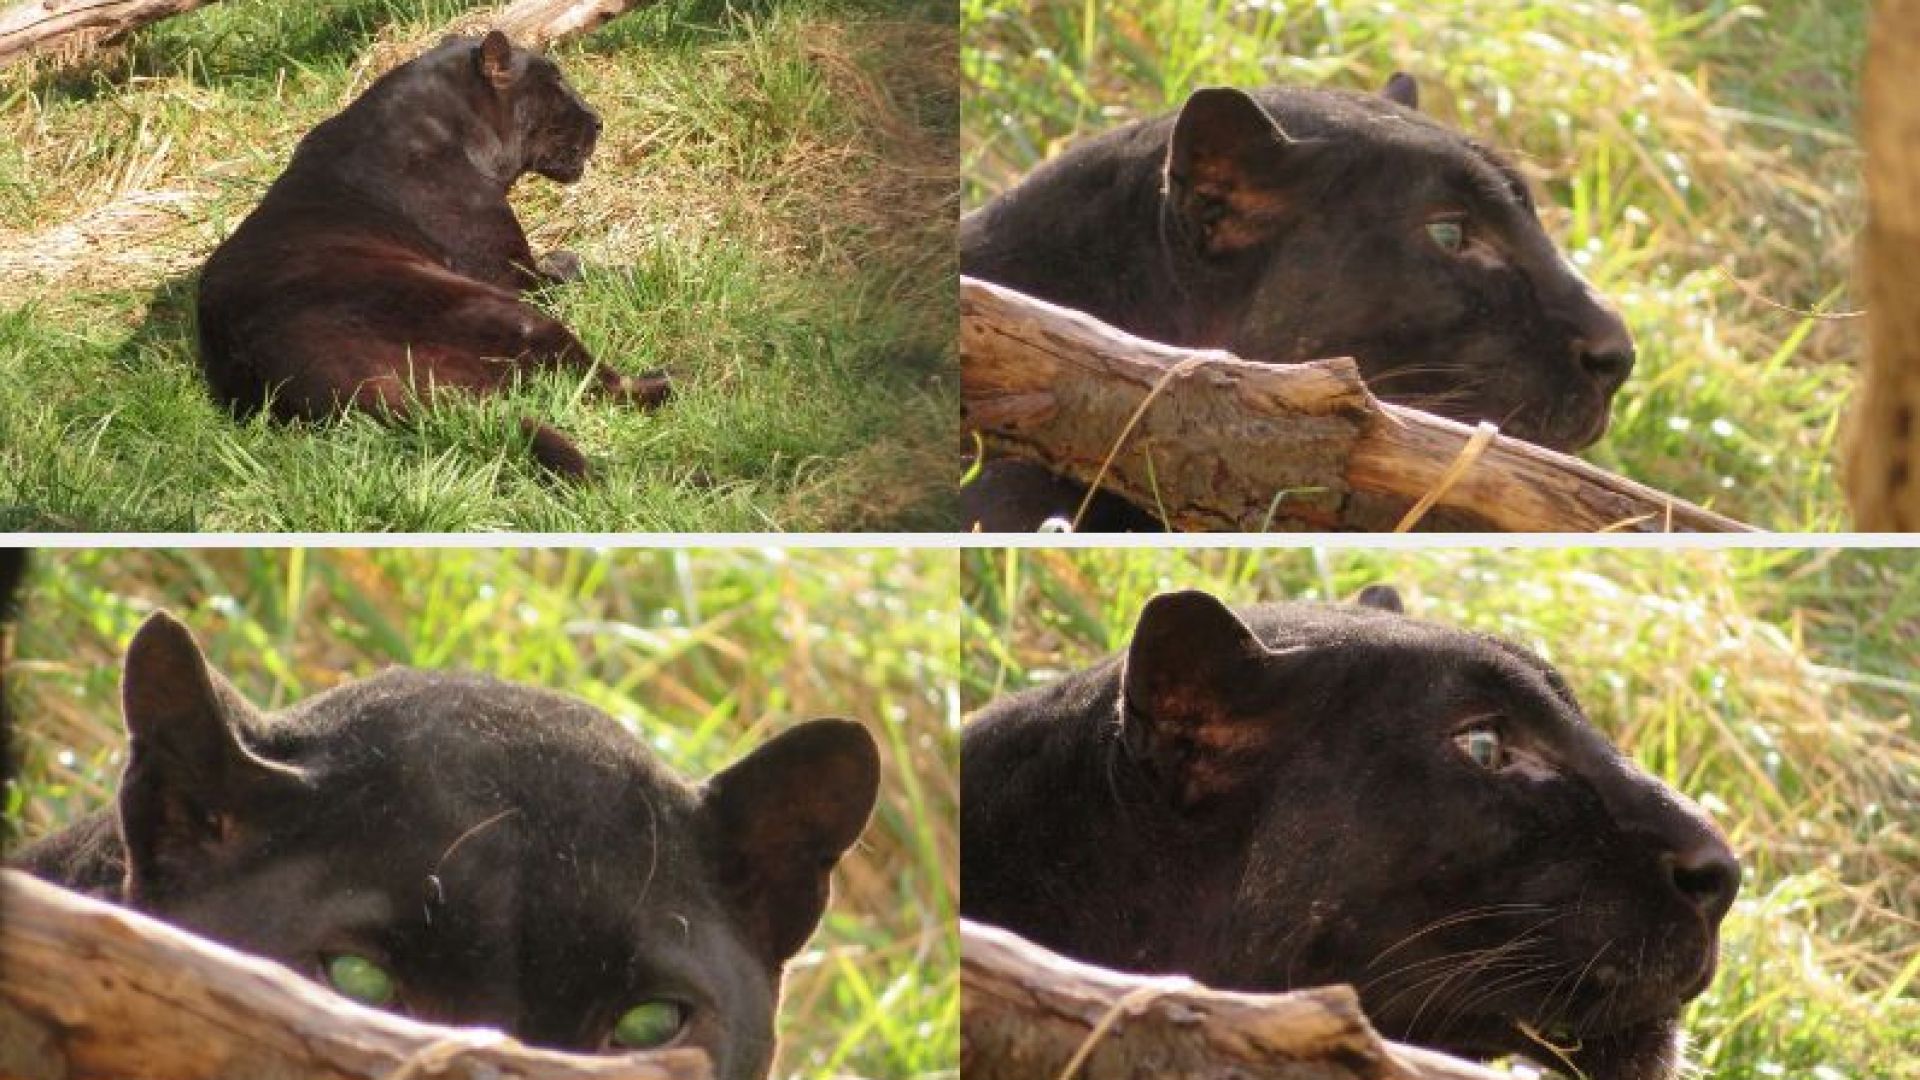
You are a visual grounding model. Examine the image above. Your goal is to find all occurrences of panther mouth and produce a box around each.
[539,151,590,183]
[1503,392,1612,453]
[536,134,597,183]
[1389,923,1717,1059]
[1566,405,1612,451]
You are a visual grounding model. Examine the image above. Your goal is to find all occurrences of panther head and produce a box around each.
[1161,80,1635,450]
[1119,589,1736,1077]
[465,30,603,183]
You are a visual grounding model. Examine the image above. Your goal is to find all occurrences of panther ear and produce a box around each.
[1165,87,1293,256]
[1121,591,1302,804]
[701,719,880,968]
[117,612,305,907]
[1354,584,1405,613]
[1381,71,1420,110]
[476,30,517,89]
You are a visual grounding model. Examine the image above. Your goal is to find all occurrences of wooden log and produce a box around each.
[960,275,1754,533]
[0,870,712,1080]
[1846,0,1920,530]
[960,919,1507,1080]
[0,0,220,67]
[0,0,653,69]
[491,0,655,49]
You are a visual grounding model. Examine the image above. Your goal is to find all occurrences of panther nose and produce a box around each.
[1558,262,1636,393]
[1578,339,1635,393]
[1664,840,1740,921]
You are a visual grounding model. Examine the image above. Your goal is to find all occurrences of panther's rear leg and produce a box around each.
[343,372,592,481]
[475,295,673,410]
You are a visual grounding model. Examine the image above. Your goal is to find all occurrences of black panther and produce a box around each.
[14,612,880,1079]
[962,588,1737,1079]
[196,32,668,479]
[962,76,1635,529]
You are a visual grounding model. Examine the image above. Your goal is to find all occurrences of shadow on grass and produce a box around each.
[16,0,491,104]
[113,272,200,381]
[0,270,209,532]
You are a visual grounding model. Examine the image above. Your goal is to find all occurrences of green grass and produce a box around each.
[0,0,957,531]
[962,0,1864,531]
[6,548,959,1079]
[961,547,1920,1079]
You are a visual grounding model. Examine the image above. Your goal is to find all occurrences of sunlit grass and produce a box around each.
[962,0,1864,530]
[7,548,960,1079]
[0,0,957,531]
[960,547,1919,1078]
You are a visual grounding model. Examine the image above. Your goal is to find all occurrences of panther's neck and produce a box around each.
[10,811,127,900]
[960,664,1258,975]
[959,121,1216,347]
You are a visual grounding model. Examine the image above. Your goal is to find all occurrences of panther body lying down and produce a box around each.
[196,32,666,478]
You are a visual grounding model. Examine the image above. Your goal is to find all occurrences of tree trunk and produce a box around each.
[0,870,711,1080]
[1846,0,1920,529]
[961,919,1509,1080]
[961,276,1752,533]
[0,0,219,67]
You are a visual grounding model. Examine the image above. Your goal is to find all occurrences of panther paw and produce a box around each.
[618,371,672,410]
[536,250,584,283]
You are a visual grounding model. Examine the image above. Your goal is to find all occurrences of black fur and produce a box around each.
[961,589,1737,1080]
[13,612,880,1079]
[196,32,668,479]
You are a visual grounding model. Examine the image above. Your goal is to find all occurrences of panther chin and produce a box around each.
[1446,925,1719,1067]
[1481,391,1614,454]
[537,154,591,183]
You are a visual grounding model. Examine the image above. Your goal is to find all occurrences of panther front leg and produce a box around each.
[533,249,583,285]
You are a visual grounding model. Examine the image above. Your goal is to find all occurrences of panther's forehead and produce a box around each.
[1231,600,1603,738]
[267,669,679,769]
[1214,88,1532,229]
[1249,86,1509,164]
[1236,599,1519,660]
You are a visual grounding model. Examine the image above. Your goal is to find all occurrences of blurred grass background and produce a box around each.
[962,0,1864,531]
[0,0,956,531]
[5,547,959,1080]
[962,547,1919,1079]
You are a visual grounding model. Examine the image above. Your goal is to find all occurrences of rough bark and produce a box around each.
[960,276,1753,533]
[0,0,652,68]
[0,870,711,1080]
[961,919,1509,1080]
[1846,0,1920,530]
[491,0,655,49]
[0,0,219,66]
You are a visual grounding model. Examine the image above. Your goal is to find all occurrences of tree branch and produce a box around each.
[0,0,656,69]
[0,0,220,67]
[491,0,655,49]
[960,275,1753,533]
[0,870,711,1080]
[961,919,1510,1080]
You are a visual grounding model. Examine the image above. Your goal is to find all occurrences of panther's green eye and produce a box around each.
[1425,219,1466,254]
[324,954,396,1006]
[1454,726,1506,770]
[612,1000,687,1049]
